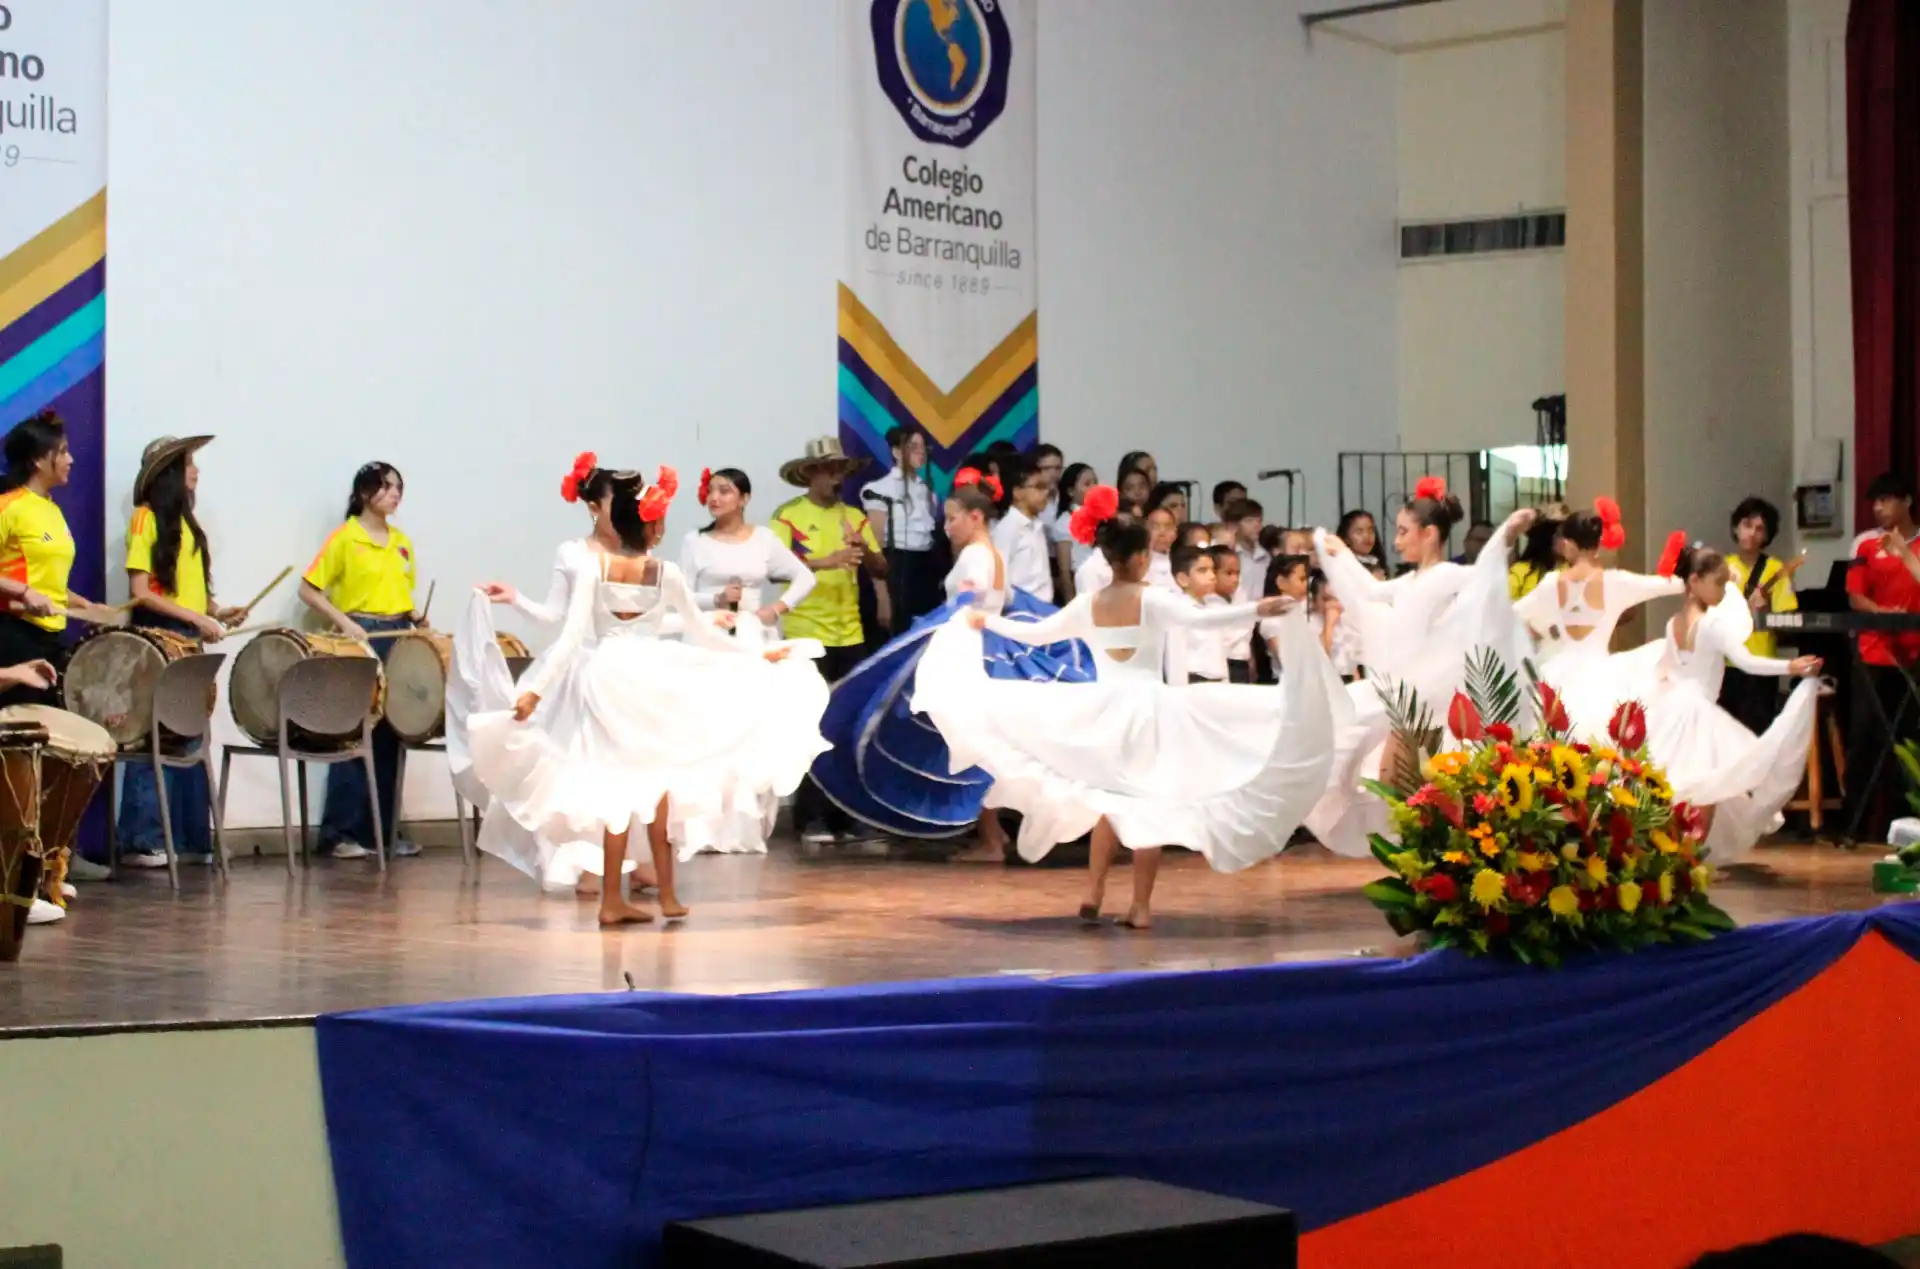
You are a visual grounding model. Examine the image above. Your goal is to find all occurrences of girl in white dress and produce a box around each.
[1643,540,1823,865]
[1513,500,1684,741]
[465,464,829,926]
[913,487,1346,929]
[678,467,815,643]
[1308,481,1534,856]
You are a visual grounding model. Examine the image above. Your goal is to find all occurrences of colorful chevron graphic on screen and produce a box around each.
[837,283,1037,498]
[0,192,107,431]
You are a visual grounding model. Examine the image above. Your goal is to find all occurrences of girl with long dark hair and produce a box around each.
[117,436,250,867]
[465,459,829,926]
[298,461,420,859]
[679,467,814,645]
[912,486,1341,928]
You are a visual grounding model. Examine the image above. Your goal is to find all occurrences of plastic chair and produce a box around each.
[107,651,230,890]
[218,656,386,875]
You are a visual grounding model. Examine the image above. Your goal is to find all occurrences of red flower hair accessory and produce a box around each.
[1594,496,1627,551]
[637,465,679,523]
[1413,475,1447,502]
[955,467,1003,502]
[697,467,713,506]
[1656,529,1687,578]
[559,451,597,504]
[1069,484,1121,546]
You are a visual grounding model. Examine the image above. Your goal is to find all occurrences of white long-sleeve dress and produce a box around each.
[1513,568,1684,741]
[677,526,815,646]
[911,587,1349,870]
[464,553,829,874]
[1644,601,1821,865]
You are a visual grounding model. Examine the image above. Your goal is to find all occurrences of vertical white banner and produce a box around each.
[839,0,1038,494]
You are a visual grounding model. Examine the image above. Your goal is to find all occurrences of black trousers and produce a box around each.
[0,615,65,709]
[1226,660,1252,685]
[886,548,944,633]
[1718,666,1782,736]
[792,642,870,834]
[1843,660,1919,842]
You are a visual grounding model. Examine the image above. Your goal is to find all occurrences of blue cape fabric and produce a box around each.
[316,905,1920,1269]
[809,590,1092,836]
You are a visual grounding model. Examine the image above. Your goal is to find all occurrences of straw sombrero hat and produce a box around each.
[133,435,214,504]
[779,436,867,487]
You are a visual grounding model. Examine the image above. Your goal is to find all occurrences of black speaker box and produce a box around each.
[664,1176,1295,1269]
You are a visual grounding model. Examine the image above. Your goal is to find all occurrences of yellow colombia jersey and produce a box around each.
[0,487,75,632]
[126,505,209,615]
[303,518,417,616]
[1726,554,1798,659]
[769,495,880,648]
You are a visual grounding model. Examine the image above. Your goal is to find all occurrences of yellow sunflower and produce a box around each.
[1659,871,1675,904]
[1613,787,1640,809]
[1649,829,1679,855]
[1618,880,1642,914]
[1499,764,1535,813]
[1547,885,1581,919]
[1550,745,1589,797]
[1470,868,1507,910]
[1585,855,1608,885]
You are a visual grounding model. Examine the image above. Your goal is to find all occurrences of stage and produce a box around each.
[0,837,1899,1033]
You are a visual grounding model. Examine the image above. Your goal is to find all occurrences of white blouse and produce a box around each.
[677,526,815,616]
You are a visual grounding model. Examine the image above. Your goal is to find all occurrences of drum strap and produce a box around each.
[1,893,33,909]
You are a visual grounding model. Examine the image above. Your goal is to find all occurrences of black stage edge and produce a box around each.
[663,1177,1296,1269]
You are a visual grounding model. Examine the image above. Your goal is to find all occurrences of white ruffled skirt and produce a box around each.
[1644,676,1821,865]
[910,609,1349,871]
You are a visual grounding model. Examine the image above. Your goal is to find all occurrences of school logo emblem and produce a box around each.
[870,0,1011,149]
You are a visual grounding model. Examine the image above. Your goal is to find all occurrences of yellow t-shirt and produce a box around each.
[1726,554,1798,659]
[303,518,417,616]
[1510,560,1557,601]
[0,488,75,632]
[126,506,209,615]
[770,495,881,648]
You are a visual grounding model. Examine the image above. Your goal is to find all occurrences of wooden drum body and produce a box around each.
[0,723,46,964]
[64,626,201,747]
[0,706,114,910]
[230,629,385,748]
[384,631,531,744]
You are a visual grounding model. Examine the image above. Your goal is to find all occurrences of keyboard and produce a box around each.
[1760,610,1920,633]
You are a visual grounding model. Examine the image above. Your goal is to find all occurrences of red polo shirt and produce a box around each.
[1846,534,1920,666]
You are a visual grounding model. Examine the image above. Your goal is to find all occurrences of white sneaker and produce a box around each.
[329,841,371,860]
[60,882,76,900]
[391,838,422,858]
[27,898,64,925]
[122,851,170,870]
[67,855,110,882]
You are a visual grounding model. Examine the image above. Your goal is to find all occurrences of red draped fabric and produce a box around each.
[1849,0,1920,525]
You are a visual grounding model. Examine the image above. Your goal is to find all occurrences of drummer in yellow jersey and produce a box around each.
[1722,497,1802,734]
[118,436,251,870]
[0,410,115,708]
[298,462,422,860]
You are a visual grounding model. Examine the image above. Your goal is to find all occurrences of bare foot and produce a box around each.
[597,899,654,927]
[575,873,603,897]
[632,868,660,893]
[1119,905,1152,931]
[657,896,689,921]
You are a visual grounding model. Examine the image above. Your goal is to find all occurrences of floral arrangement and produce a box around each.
[1363,652,1734,966]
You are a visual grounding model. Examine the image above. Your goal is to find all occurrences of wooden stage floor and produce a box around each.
[0,839,1906,1033]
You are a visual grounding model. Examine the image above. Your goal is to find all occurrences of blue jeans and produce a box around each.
[117,612,212,857]
[320,615,413,850]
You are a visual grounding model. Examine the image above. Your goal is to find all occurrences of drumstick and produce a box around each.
[238,566,295,615]
[420,581,436,626]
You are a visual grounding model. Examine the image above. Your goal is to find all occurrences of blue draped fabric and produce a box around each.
[810,591,1091,836]
[316,904,1920,1269]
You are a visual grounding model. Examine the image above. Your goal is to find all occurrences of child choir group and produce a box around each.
[0,407,1831,934]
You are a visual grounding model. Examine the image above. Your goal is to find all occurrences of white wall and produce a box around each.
[1396,31,1566,453]
[1641,0,1795,559]
[1788,0,1854,575]
[105,0,1399,826]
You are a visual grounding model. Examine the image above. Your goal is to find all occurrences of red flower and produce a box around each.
[1414,874,1459,902]
[1567,801,1591,832]
[1472,793,1496,816]
[1542,786,1567,806]
[1641,880,1663,908]
[636,465,679,523]
[955,466,1004,501]
[1447,692,1484,742]
[1596,885,1618,911]
[1607,810,1634,852]
[1674,801,1706,837]
[1485,911,1511,936]
[1656,529,1688,579]
[1487,723,1514,743]
[1608,701,1648,751]
[1577,889,1599,913]
[1595,496,1627,551]
[697,467,713,506]
[1537,683,1571,733]
[1434,792,1464,829]
[1414,475,1447,501]
[1674,869,1693,896]
[560,450,598,504]
[1069,485,1120,546]
[1505,872,1550,907]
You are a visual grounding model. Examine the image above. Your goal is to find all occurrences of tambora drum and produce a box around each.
[0,706,112,910]
[229,629,385,747]
[64,626,201,747]
[0,721,46,963]
[385,630,532,744]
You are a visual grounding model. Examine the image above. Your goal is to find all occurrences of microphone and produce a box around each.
[1257,470,1296,482]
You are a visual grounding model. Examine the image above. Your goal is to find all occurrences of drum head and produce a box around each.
[0,705,116,763]
[63,629,169,746]
[384,633,451,743]
[230,629,311,746]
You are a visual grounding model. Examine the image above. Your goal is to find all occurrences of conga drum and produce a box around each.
[0,706,113,908]
[229,629,385,747]
[384,630,532,744]
[63,626,201,746]
[0,721,47,963]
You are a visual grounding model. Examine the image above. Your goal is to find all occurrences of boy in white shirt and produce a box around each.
[991,459,1054,602]
[1207,545,1254,683]
[1172,544,1229,684]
